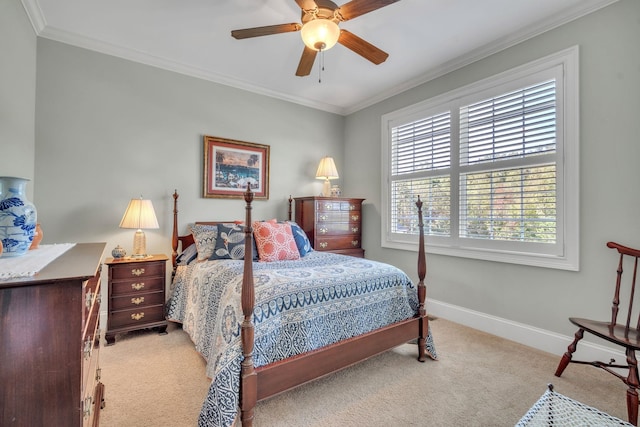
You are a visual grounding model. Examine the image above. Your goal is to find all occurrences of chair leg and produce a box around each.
[555,328,584,377]
[625,348,639,426]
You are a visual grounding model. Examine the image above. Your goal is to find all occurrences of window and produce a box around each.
[381,47,579,270]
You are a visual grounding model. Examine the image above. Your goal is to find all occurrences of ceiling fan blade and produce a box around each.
[296,47,318,76]
[338,30,388,64]
[231,23,302,39]
[294,0,318,11]
[336,0,400,21]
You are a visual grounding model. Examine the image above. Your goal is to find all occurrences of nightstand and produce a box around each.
[104,254,168,345]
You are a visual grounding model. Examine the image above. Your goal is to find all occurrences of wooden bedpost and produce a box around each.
[288,195,293,221]
[240,186,257,426]
[416,195,428,362]
[172,190,179,276]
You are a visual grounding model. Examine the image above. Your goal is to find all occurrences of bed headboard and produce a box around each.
[171,190,293,270]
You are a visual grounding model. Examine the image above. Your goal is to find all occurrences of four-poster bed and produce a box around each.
[166,188,436,426]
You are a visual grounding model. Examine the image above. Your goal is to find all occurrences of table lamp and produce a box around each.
[316,156,339,197]
[119,197,159,258]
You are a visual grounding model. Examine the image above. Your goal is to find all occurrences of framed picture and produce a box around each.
[203,136,270,199]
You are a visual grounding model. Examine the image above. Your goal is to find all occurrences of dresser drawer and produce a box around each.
[316,222,361,236]
[82,306,100,404]
[111,290,165,310]
[83,275,101,330]
[109,305,165,330]
[109,260,165,280]
[315,235,361,251]
[316,210,361,223]
[315,200,360,212]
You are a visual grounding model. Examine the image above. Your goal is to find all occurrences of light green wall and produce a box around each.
[0,0,37,198]
[7,0,640,345]
[343,0,640,337]
[34,39,344,254]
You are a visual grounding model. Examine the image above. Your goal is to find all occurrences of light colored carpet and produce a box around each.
[99,318,628,426]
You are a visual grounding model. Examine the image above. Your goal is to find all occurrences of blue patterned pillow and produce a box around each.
[287,221,313,256]
[189,224,218,261]
[210,223,258,261]
[176,243,198,265]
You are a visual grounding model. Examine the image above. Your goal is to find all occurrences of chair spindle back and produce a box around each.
[607,241,640,330]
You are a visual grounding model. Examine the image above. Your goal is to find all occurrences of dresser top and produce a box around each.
[293,196,365,202]
[0,242,106,288]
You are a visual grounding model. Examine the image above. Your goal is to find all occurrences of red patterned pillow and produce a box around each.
[252,221,300,262]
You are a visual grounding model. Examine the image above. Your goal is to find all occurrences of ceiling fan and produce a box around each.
[231,0,400,77]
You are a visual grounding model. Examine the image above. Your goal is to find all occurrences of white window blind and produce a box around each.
[390,112,451,236]
[382,47,579,270]
[459,80,557,244]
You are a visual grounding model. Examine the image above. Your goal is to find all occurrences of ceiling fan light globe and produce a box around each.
[301,19,340,51]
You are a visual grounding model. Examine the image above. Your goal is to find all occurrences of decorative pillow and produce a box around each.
[287,221,313,256]
[189,224,218,261]
[210,223,258,261]
[252,221,300,262]
[176,243,198,266]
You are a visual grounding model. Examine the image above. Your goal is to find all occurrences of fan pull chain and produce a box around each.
[318,48,325,83]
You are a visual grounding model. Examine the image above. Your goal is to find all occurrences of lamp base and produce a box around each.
[131,229,149,258]
[321,179,331,197]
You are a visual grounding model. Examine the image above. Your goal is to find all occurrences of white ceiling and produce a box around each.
[23,0,616,115]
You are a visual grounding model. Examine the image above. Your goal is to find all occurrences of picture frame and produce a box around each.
[203,135,270,199]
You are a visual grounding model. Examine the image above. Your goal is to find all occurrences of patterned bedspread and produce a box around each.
[166,251,437,427]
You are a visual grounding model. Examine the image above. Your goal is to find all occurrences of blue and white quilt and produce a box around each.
[166,251,437,427]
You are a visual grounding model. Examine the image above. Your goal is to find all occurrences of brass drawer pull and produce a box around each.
[83,339,92,360]
[85,292,93,309]
[319,214,328,221]
[83,396,93,419]
[351,214,359,221]
[352,240,359,247]
[319,227,328,234]
[131,312,145,321]
[352,227,359,233]
[324,203,333,210]
[319,242,328,249]
[131,296,145,305]
[131,268,145,276]
[131,282,145,291]
[349,205,357,210]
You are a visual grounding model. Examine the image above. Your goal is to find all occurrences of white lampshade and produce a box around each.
[315,156,339,197]
[301,19,340,51]
[119,197,159,258]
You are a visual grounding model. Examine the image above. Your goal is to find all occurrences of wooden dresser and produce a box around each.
[104,254,168,345]
[0,242,106,427]
[294,196,365,257]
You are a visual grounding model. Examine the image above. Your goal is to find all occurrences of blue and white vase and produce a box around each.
[0,177,37,257]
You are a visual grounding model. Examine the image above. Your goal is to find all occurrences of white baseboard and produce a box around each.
[428,298,625,365]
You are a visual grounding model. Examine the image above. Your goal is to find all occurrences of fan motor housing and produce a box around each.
[301,0,340,24]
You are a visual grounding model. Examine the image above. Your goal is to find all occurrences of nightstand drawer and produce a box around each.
[111,291,165,310]
[109,305,165,329]
[111,276,164,296]
[109,260,165,280]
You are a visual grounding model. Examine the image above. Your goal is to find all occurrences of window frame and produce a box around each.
[381,46,579,270]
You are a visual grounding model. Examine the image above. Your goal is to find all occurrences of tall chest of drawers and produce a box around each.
[294,196,365,258]
[105,254,168,345]
[0,242,106,427]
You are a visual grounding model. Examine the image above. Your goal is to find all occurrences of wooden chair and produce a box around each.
[555,241,640,426]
